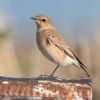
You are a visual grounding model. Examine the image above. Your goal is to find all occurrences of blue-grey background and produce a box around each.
[0,0,100,40]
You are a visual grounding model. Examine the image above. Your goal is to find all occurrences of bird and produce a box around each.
[31,15,90,78]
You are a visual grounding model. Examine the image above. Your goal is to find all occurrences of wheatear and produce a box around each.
[31,15,90,78]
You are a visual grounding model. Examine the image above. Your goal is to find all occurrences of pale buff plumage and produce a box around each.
[31,15,90,78]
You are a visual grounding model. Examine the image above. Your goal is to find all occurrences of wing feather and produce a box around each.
[45,30,75,59]
[45,30,90,77]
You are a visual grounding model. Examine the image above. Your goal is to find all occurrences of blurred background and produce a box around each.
[0,0,100,99]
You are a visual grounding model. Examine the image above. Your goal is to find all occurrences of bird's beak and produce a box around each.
[30,17,36,20]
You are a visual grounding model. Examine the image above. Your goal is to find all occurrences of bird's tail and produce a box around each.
[70,49,90,78]
[73,62,90,78]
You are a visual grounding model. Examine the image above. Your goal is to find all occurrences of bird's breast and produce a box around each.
[36,31,56,63]
[36,30,73,66]
[36,31,47,49]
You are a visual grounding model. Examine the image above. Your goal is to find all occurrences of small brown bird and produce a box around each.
[31,15,90,78]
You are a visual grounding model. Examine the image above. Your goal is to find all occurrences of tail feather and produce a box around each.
[70,49,90,78]
[70,49,87,69]
[73,63,90,78]
[78,63,90,78]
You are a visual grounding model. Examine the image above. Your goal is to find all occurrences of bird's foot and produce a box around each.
[49,74,60,79]
[39,74,49,78]
[39,74,60,80]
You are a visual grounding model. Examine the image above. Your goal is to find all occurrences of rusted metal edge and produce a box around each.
[0,75,92,100]
[0,75,92,84]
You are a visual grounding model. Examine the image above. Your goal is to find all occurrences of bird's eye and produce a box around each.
[42,18,46,22]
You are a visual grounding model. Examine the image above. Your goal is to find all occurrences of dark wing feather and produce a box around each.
[69,48,87,69]
[69,48,90,78]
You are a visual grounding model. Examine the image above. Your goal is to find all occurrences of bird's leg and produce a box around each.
[50,65,59,77]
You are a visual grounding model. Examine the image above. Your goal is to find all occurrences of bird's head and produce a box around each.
[31,15,54,29]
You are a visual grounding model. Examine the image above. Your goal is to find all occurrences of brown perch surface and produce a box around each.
[0,75,92,100]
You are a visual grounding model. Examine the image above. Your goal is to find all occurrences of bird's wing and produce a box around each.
[45,30,90,78]
[46,30,86,66]
[45,30,76,59]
